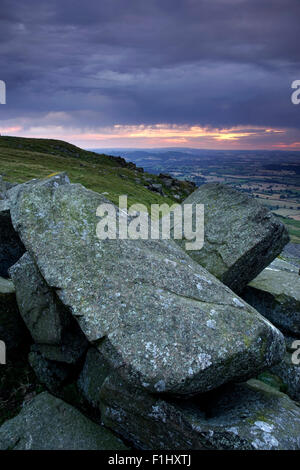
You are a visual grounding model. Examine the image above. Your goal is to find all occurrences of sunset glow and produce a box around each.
[3,122,297,150]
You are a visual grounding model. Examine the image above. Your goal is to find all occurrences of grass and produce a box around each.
[276,215,300,244]
[0,136,193,210]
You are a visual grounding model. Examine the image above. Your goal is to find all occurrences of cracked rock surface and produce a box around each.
[100,374,300,450]
[0,392,128,450]
[7,175,285,396]
[242,258,300,336]
[176,183,289,294]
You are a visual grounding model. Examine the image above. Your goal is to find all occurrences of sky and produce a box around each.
[0,0,300,150]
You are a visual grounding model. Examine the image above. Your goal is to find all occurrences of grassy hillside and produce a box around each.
[0,136,194,209]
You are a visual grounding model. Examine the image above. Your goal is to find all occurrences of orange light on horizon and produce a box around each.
[68,124,286,144]
[2,121,295,150]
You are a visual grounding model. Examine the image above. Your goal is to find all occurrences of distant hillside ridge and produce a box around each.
[0,136,195,208]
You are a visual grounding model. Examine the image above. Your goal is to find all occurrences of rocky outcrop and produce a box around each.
[1,173,297,450]
[242,258,300,335]
[100,373,300,450]
[7,175,285,397]
[0,392,128,450]
[9,252,88,364]
[176,183,289,294]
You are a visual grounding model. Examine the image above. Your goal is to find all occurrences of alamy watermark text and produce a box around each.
[0,80,6,104]
[96,196,204,251]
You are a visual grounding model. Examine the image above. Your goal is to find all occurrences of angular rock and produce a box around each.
[0,276,15,295]
[269,257,299,274]
[177,183,289,293]
[0,176,17,200]
[0,392,128,450]
[0,277,30,352]
[8,175,285,396]
[0,200,25,278]
[262,335,300,403]
[0,176,5,200]
[9,252,88,363]
[36,336,87,364]
[100,374,300,450]
[270,351,300,403]
[150,183,163,195]
[242,258,300,335]
[10,252,65,344]
[78,347,111,409]
[28,346,72,394]
[281,242,300,268]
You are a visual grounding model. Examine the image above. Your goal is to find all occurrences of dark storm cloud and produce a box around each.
[0,0,300,130]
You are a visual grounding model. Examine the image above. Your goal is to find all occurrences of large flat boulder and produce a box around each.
[8,175,285,396]
[177,184,289,294]
[100,373,300,450]
[242,258,300,335]
[0,392,128,450]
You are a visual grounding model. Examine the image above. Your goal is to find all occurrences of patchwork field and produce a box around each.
[99,148,300,243]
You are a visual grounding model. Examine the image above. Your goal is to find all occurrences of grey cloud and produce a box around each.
[0,0,299,132]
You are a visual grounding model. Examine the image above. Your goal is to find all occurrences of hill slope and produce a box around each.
[0,136,194,209]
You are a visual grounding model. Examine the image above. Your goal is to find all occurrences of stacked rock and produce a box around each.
[0,174,299,450]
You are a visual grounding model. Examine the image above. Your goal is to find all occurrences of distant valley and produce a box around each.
[93,148,300,244]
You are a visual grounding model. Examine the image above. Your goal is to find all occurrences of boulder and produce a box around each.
[78,347,111,409]
[28,346,73,394]
[263,335,300,402]
[0,392,128,450]
[7,175,285,396]
[242,258,300,335]
[149,183,164,195]
[270,351,300,403]
[268,258,299,273]
[176,184,289,294]
[0,200,25,278]
[0,176,17,200]
[280,242,300,268]
[10,252,65,345]
[100,373,300,450]
[0,276,30,352]
[0,176,6,200]
[9,252,88,363]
